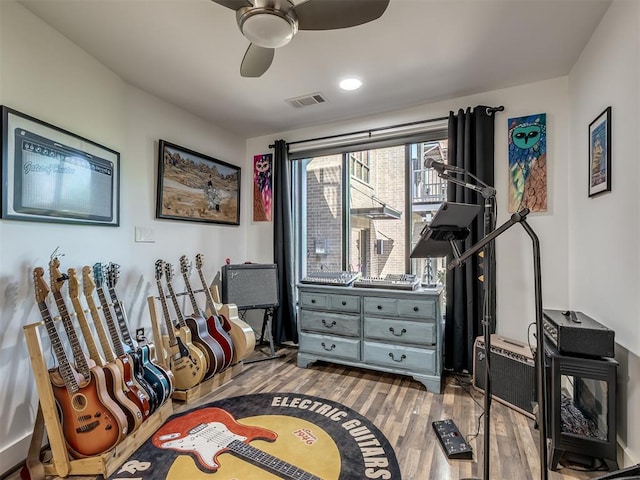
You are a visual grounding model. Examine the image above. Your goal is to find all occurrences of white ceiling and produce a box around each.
[18,0,611,138]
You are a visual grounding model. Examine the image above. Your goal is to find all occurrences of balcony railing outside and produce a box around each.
[412,167,447,204]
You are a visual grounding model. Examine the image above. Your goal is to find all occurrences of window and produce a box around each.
[292,132,449,285]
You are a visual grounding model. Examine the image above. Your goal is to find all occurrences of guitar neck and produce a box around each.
[52,291,91,378]
[107,287,135,349]
[155,279,178,347]
[70,296,104,367]
[36,300,80,393]
[228,440,322,480]
[181,273,202,317]
[196,268,218,316]
[96,286,128,357]
[165,279,188,329]
[84,293,117,364]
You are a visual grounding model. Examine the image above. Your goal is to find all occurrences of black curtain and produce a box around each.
[444,106,496,373]
[272,140,298,344]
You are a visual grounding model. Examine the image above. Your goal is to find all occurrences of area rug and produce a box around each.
[104,392,401,480]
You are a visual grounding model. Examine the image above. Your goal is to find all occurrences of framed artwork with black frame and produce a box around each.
[1,106,120,225]
[156,139,240,225]
[588,106,611,197]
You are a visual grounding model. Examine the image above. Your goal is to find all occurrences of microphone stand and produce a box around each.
[436,167,547,480]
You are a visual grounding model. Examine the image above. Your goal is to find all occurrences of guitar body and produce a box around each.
[219,303,255,362]
[114,355,151,420]
[184,315,225,379]
[128,350,159,415]
[162,333,207,390]
[205,314,234,370]
[49,367,126,458]
[139,344,172,404]
[101,362,143,434]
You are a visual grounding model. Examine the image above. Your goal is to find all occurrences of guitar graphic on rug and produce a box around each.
[153,407,323,480]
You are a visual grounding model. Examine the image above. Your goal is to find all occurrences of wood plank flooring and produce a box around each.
[9,347,611,480]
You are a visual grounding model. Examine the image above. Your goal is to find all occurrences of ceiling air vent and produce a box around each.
[285,92,328,108]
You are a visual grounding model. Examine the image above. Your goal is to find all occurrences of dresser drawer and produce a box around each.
[363,317,436,345]
[299,332,360,361]
[363,341,436,373]
[299,310,360,337]
[363,297,398,316]
[329,294,360,313]
[300,292,329,309]
[397,298,437,319]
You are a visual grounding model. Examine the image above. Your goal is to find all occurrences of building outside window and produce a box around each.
[292,134,449,286]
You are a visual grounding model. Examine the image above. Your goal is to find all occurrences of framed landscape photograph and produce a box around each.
[588,106,611,197]
[1,106,120,225]
[156,140,240,225]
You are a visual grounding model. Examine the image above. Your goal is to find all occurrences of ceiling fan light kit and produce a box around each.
[237,7,298,49]
[213,0,390,77]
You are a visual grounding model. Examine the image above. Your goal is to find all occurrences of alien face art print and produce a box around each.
[507,113,547,213]
[253,153,272,221]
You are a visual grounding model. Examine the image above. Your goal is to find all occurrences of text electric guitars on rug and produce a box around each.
[153,407,323,480]
[154,259,207,390]
[82,266,152,420]
[180,255,233,371]
[105,262,174,404]
[67,267,143,434]
[195,253,255,363]
[34,266,125,458]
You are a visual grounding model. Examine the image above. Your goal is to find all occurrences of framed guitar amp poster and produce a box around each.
[1,106,120,226]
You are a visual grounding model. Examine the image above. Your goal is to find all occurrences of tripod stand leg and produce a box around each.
[244,308,286,364]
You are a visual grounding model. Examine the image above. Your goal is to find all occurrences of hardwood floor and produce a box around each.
[10,347,610,480]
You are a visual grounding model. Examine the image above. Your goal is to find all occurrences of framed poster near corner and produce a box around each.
[1,106,120,225]
[588,106,611,197]
[253,153,272,222]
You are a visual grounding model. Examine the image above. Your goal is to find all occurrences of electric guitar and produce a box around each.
[154,259,207,390]
[35,266,125,458]
[195,253,255,363]
[105,262,174,405]
[82,266,152,420]
[67,267,143,434]
[152,407,323,479]
[165,260,223,379]
[93,263,159,415]
[179,255,232,371]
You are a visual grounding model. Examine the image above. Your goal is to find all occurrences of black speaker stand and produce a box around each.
[243,307,286,364]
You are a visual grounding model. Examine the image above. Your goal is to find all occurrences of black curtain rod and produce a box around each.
[268,105,504,149]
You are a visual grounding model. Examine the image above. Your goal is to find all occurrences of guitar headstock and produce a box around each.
[106,263,120,289]
[164,262,175,282]
[48,257,67,295]
[179,255,190,275]
[195,253,204,271]
[155,259,165,281]
[67,268,80,299]
[33,267,50,303]
[82,266,96,296]
[93,263,106,288]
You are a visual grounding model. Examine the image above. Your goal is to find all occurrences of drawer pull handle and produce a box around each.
[321,342,336,351]
[341,301,347,306]
[389,353,406,362]
[389,327,407,337]
[377,305,382,310]
[322,319,337,328]
[413,306,419,312]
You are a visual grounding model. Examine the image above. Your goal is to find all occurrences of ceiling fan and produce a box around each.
[212,0,390,77]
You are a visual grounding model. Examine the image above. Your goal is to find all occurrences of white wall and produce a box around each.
[0,1,249,472]
[568,0,640,466]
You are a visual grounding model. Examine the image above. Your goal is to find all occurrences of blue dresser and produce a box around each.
[297,284,444,393]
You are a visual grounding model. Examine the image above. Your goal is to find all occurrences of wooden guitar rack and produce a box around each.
[23,319,173,479]
[146,292,242,405]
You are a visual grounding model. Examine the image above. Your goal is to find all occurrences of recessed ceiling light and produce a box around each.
[339,78,363,91]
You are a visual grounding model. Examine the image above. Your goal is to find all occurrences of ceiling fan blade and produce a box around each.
[240,44,275,77]
[211,0,252,11]
[294,0,389,30]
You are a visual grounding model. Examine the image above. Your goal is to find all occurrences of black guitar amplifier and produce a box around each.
[473,334,536,418]
[543,309,615,358]
[221,263,279,310]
